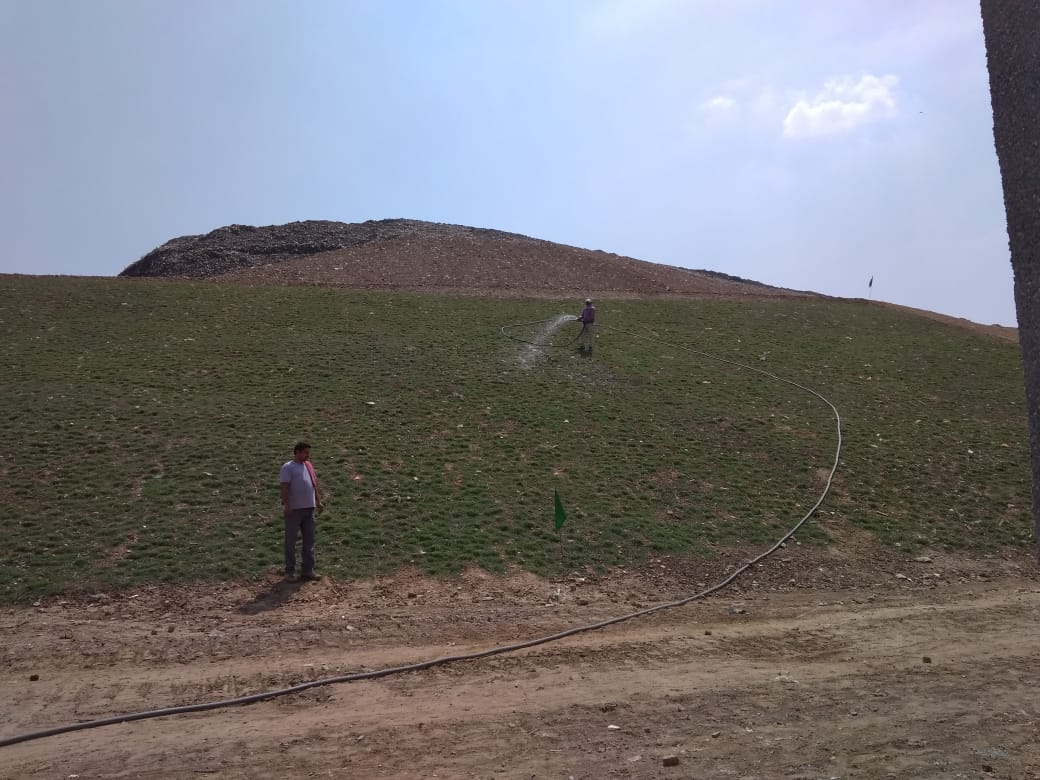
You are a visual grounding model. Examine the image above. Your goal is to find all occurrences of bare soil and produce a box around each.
[2,537,1038,780]
[213,236,1017,344]
[214,234,811,302]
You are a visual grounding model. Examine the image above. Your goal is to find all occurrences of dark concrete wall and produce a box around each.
[980,0,1040,562]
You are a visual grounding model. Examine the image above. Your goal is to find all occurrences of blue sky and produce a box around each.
[0,0,1016,325]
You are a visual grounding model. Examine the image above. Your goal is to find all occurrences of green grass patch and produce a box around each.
[0,276,1032,603]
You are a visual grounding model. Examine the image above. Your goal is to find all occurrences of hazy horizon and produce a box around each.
[0,0,1018,326]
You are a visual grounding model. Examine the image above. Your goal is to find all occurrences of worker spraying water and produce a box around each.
[575,297,596,356]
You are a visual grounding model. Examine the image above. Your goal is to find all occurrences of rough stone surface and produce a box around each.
[122,220,534,279]
[981,0,1040,560]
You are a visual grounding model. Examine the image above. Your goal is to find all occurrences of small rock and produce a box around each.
[662,755,680,767]
[600,703,617,712]
[607,724,621,731]
[922,656,932,664]
[704,630,712,636]
[727,607,746,615]
[711,731,721,738]
[29,674,39,682]
[913,556,933,563]
[895,573,910,581]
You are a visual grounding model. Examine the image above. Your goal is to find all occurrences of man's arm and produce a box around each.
[280,482,291,517]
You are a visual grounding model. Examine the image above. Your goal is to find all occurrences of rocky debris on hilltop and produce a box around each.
[120,219,547,279]
[120,218,810,299]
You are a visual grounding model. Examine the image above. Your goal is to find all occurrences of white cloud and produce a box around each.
[700,95,737,114]
[783,74,898,139]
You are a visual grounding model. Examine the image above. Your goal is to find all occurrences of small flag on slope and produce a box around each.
[554,489,567,531]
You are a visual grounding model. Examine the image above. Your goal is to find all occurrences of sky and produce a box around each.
[0,0,1018,325]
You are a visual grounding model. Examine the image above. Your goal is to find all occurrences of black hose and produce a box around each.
[0,316,841,749]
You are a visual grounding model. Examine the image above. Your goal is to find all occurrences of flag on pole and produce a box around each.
[553,489,567,531]
[868,276,874,289]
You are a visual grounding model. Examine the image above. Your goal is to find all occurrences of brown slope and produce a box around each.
[123,218,811,299]
[216,234,808,298]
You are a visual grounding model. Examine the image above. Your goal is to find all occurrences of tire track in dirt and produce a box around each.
[1,579,1038,778]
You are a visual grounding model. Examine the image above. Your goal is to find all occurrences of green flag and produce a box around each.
[554,489,567,531]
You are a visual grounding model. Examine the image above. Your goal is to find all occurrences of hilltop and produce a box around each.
[117,218,1020,340]
[120,218,811,299]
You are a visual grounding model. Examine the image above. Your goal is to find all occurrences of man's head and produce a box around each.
[585,298,592,305]
[293,441,311,462]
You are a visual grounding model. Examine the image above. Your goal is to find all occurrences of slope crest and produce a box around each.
[121,218,806,298]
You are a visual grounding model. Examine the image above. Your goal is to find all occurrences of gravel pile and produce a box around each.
[120,219,539,278]
[120,218,809,299]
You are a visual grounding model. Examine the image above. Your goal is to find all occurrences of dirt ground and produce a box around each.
[1,537,1038,780]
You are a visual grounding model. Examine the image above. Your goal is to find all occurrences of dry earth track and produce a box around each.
[2,543,1038,780]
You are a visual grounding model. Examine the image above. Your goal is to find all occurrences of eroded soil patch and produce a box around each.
[2,547,1038,779]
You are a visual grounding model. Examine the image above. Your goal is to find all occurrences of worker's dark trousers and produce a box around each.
[579,323,595,350]
[284,508,316,575]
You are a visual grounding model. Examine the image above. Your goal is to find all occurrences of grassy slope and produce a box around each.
[0,276,1032,603]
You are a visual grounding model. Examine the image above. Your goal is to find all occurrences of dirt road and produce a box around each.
[1,548,1038,779]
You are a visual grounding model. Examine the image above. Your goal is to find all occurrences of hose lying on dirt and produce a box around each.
[0,317,842,749]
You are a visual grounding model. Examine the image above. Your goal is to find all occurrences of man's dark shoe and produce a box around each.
[301,572,322,582]
[284,573,299,583]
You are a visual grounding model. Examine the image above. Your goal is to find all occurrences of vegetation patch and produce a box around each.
[0,276,1031,603]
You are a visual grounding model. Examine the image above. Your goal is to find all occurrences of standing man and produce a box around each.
[279,441,324,582]
[577,297,596,356]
